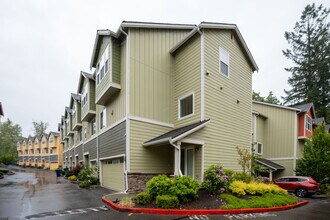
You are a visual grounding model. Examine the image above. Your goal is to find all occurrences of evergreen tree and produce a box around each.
[252,91,281,105]
[296,124,330,183]
[0,119,22,164]
[283,3,330,123]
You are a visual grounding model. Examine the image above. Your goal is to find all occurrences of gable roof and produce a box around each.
[144,120,210,147]
[0,102,3,117]
[70,93,81,108]
[169,22,259,72]
[49,131,60,137]
[77,71,94,93]
[256,158,285,171]
[293,103,316,118]
[64,107,72,118]
[313,117,325,125]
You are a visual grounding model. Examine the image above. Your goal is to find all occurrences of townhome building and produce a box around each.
[252,101,321,180]
[59,21,258,193]
[17,132,62,169]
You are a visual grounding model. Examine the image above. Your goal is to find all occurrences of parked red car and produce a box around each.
[273,176,320,197]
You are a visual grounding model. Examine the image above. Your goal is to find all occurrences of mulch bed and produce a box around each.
[133,189,227,209]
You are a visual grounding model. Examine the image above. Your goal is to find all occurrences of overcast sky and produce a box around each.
[0,0,328,137]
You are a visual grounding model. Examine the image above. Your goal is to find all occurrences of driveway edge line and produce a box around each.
[102,197,309,215]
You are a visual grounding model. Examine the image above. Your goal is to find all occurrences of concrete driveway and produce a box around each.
[0,166,329,220]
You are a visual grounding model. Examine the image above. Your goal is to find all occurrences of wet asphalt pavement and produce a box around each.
[0,166,329,220]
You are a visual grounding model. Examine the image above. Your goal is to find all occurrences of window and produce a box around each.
[84,126,87,138]
[255,143,263,155]
[179,93,194,119]
[37,149,40,155]
[306,115,312,131]
[34,140,38,145]
[79,130,82,142]
[100,108,106,129]
[91,118,96,135]
[50,149,53,154]
[219,48,229,76]
[28,140,31,146]
[81,84,88,107]
[96,45,109,85]
[72,105,76,119]
[45,149,48,154]
[49,136,54,143]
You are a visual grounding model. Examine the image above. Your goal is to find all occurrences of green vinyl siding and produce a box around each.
[81,79,89,118]
[112,38,121,84]
[173,34,201,127]
[129,28,190,123]
[89,80,96,111]
[129,119,173,173]
[190,29,252,171]
[253,103,296,158]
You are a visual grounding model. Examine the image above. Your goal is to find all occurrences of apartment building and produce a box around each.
[17,132,63,169]
[252,101,326,180]
[59,21,258,193]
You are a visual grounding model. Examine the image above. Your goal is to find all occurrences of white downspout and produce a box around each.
[170,140,183,176]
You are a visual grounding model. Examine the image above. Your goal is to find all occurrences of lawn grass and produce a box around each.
[221,193,298,209]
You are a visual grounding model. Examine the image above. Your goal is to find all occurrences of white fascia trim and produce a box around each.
[200,29,205,121]
[128,115,174,128]
[180,138,204,145]
[143,138,171,147]
[172,120,210,143]
[99,154,125,161]
[125,29,131,172]
[98,118,126,136]
[75,154,79,157]
[266,157,294,161]
[89,159,97,162]
[121,22,195,30]
[253,101,301,112]
[83,152,89,156]
[169,28,198,54]
[293,113,298,175]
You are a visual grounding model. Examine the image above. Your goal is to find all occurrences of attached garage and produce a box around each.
[101,157,125,191]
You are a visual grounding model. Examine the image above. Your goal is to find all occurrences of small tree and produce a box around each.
[0,119,22,164]
[296,124,330,183]
[236,147,252,173]
[32,120,49,137]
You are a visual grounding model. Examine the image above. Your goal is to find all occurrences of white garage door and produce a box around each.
[101,158,125,191]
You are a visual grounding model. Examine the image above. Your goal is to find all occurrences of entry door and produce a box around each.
[180,148,194,178]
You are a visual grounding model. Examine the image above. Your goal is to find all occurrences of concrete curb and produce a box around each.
[102,197,309,215]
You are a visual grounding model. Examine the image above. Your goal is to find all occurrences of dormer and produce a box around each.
[48,132,59,148]
[90,30,121,105]
[77,71,96,122]
[34,136,40,148]
[64,107,74,136]
[294,103,316,140]
[70,93,82,131]
[41,133,48,148]
[28,136,33,149]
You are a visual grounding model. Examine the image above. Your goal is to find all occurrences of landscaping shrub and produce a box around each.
[221,193,297,209]
[146,175,172,199]
[72,165,83,176]
[156,195,179,208]
[320,184,330,195]
[37,166,43,169]
[169,176,199,203]
[77,167,95,181]
[79,181,91,188]
[202,164,229,194]
[0,171,3,178]
[65,171,73,177]
[89,177,99,185]
[68,175,77,181]
[229,181,288,197]
[135,192,152,205]
[119,197,135,208]
[233,172,252,183]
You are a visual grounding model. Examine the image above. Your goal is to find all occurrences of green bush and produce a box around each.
[65,171,73,177]
[77,167,95,181]
[229,181,288,197]
[0,171,3,178]
[320,184,330,195]
[135,192,152,205]
[233,172,252,183]
[90,177,99,185]
[79,181,91,188]
[156,195,179,208]
[169,176,199,203]
[146,175,172,199]
[202,164,229,194]
[68,175,77,181]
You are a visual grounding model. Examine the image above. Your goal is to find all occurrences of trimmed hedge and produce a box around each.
[135,192,152,205]
[229,181,288,197]
[156,195,179,208]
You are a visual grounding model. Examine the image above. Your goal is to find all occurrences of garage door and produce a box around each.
[101,158,125,191]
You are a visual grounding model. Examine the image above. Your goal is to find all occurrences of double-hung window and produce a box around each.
[96,45,109,85]
[255,143,263,155]
[306,115,312,131]
[100,108,106,129]
[179,93,194,119]
[81,84,88,107]
[219,48,229,76]
[91,118,96,135]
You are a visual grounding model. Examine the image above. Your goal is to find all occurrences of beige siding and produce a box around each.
[89,81,96,111]
[256,117,265,145]
[129,119,173,173]
[112,38,121,84]
[188,29,252,171]
[129,28,190,123]
[253,103,296,158]
[173,34,201,127]
[272,159,294,179]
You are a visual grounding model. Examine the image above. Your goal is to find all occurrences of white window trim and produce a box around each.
[255,142,263,155]
[305,114,312,131]
[178,92,195,120]
[100,107,107,130]
[219,47,230,77]
[181,147,195,178]
[96,45,110,85]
